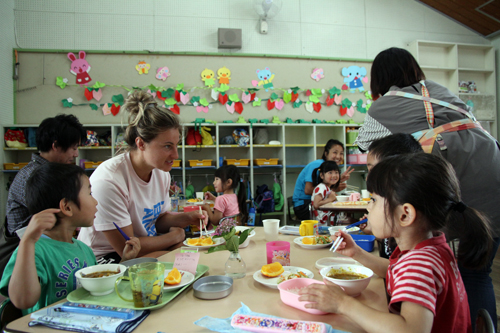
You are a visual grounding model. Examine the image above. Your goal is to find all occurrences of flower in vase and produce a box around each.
[208,219,253,254]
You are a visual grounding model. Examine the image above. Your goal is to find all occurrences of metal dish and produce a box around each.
[193,275,233,300]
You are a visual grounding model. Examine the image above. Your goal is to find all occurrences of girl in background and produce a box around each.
[300,153,493,333]
[203,165,248,225]
[310,161,340,225]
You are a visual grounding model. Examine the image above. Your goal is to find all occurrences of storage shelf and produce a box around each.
[184,145,216,148]
[420,66,456,72]
[4,147,37,151]
[79,146,112,150]
[285,144,314,147]
[252,144,283,148]
[458,68,494,73]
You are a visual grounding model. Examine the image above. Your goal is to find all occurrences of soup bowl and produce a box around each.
[319,264,373,297]
[75,263,126,296]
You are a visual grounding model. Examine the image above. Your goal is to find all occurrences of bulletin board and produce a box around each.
[13,50,373,125]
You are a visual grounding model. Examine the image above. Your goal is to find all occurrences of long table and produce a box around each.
[6,228,388,333]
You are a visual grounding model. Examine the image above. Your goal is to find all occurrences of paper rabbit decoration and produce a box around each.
[67,51,92,86]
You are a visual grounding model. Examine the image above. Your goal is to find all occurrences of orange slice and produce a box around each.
[164,268,182,285]
[261,262,284,277]
[302,237,316,245]
[201,237,213,245]
[187,238,201,246]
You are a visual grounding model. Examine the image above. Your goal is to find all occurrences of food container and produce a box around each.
[188,159,212,167]
[76,264,126,296]
[328,226,360,236]
[347,154,368,164]
[351,234,376,252]
[320,264,373,297]
[277,278,328,315]
[84,161,103,169]
[226,159,250,166]
[193,276,233,300]
[3,162,29,170]
[254,158,279,166]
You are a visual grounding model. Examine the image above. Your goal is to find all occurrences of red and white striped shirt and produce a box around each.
[387,233,471,333]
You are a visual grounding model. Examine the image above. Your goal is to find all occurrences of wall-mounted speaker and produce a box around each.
[218,28,242,49]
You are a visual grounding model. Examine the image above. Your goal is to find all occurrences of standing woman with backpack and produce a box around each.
[203,165,248,225]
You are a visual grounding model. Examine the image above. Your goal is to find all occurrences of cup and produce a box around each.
[115,262,165,308]
[196,192,204,200]
[170,197,179,212]
[266,241,290,266]
[361,190,370,199]
[299,220,318,236]
[263,219,280,241]
[349,192,361,202]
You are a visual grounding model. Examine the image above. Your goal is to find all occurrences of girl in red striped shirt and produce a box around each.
[300,153,493,333]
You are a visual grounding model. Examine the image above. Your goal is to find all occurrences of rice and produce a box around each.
[286,287,306,295]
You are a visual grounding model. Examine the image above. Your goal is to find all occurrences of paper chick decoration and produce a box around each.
[217,66,231,85]
[201,68,215,87]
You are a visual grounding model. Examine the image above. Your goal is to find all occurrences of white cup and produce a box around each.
[196,192,204,200]
[361,189,370,199]
[263,219,280,241]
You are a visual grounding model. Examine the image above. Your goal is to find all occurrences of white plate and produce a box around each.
[183,237,225,250]
[163,269,195,291]
[234,226,256,238]
[293,236,333,249]
[253,266,314,289]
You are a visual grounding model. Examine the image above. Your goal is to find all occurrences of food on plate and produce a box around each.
[302,235,330,245]
[261,262,284,277]
[81,269,120,278]
[333,201,368,206]
[327,267,368,280]
[187,236,213,246]
[277,271,307,284]
[201,237,214,245]
[164,268,182,285]
[187,198,203,203]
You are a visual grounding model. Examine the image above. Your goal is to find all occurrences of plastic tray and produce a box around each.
[172,160,181,168]
[279,225,300,235]
[188,159,212,167]
[84,161,103,169]
[67,262,209,310]
[3,162,28,170]
[254,158,279,166]
[226,159,250,166]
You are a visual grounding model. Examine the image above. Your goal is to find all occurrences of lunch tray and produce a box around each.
[67,262,209,310]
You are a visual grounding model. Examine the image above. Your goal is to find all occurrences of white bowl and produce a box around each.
[328,226,360,236]
[76,264,126,296]
[336,195,349,202]
[319,264,373,297]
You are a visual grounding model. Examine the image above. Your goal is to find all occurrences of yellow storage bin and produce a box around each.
[84,161,103,169]
[226,159,250,166]
[188,159,212,167]
[4,162,29,170]
[172,160,181,168]
[254,158,279,166]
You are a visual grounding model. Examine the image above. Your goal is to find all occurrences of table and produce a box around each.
[6,228,388,333]
[319,202,369,212]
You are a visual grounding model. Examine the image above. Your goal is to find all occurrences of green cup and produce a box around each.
[115,262,165,308]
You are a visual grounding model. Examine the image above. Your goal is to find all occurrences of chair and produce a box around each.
[475,308,495,333]
[286,197,302,225]
[0,299,22,332]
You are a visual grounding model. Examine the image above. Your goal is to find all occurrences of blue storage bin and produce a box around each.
[352,234,376,252]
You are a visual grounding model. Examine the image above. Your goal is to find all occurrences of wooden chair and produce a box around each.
[475,308,495,333]
[0,299,22,333]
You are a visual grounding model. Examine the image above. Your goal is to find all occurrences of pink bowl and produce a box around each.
[277,278,328,315]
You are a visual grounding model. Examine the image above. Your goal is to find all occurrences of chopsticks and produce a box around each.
[330,218,367,253]
[346,184,360,191]
[198,206,208,238]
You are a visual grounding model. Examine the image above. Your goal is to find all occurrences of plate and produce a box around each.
[163,269,195,291]
[293,236,333,249]
[67,263,209,310]
[253,266,314,289]
[279,225,300,236]
[183,236,225,250]
[234,226,256,238]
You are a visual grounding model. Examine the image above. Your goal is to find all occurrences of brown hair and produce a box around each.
[122,90,180,150]
[370,47,426,98]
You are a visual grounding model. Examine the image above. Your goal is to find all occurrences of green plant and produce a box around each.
[207,218,252,253]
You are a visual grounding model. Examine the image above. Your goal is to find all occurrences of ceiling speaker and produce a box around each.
[218,28,242,49]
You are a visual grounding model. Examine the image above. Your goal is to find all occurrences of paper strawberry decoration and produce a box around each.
[93,89,102,101]
[306,90,312,97]
[111,104,120,116]
[157,92,166,101]
[180,92,190,105]
[196,106,209,113]
[326,95,334,106]
[102,103,112,116]
[226,102,235,114]
[342,84,349,91]
[219,93,228,105]
[169,104,180,115]
[174,90,181,102]
[313,102,321,113]
[347,106,355,117]
[84,88,93,101]
[267,99,275,111]
[275,99,284,110]
[305,102,313,113]
[339,105,347,116]
[334,94,342,105]
[291,92,299,102]
[234,102,243,114]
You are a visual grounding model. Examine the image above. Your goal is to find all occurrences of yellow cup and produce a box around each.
[115,262,165,308]
[299,220,318,236]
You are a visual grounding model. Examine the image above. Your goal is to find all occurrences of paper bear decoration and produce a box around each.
[252,68,275,92]
[341,66,367,92]
[67,51,92,86]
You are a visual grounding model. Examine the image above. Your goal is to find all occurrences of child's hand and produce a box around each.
[298,279,349,314]
[333,230,359,258]
[204,192,216,201]
[122,237,141,261]
[327,191,337,202]
[23,208,60,244]
[336,182,347,192]
[340,166,354,182]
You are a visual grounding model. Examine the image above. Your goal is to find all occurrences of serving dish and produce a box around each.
[183,237,225,250]
[163,269,195,291]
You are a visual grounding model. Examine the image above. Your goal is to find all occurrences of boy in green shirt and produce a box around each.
[0,163,140,315]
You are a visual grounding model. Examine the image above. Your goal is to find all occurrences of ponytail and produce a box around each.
[237,179,248,223]
[311,167,321,188]
[215,165,247,223]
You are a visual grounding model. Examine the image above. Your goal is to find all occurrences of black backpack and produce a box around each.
[254,184,275,214]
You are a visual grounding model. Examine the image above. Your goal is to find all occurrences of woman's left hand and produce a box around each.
[340,166,354,182]
[298,279,349,314]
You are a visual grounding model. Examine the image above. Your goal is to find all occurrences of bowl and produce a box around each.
[328,226,360,236]
[193,275,233,300]
[76,263,126,296]
[336,195,349,202]
[320,264,373,297]
[277,278,328,315]
[120,257,158,276]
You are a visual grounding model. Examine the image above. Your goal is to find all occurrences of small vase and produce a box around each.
[225,251,246,279]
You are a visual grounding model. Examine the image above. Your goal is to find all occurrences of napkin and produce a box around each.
[194,302,347,333]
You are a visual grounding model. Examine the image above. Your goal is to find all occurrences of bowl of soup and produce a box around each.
[76,263,126,296]
[319,264,373,297]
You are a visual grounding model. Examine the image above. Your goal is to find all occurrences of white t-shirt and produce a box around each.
[78,152,171,258]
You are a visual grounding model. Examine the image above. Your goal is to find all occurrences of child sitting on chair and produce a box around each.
[0,163,141,315]
[311,161,340,225]
[203,165,248,225]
